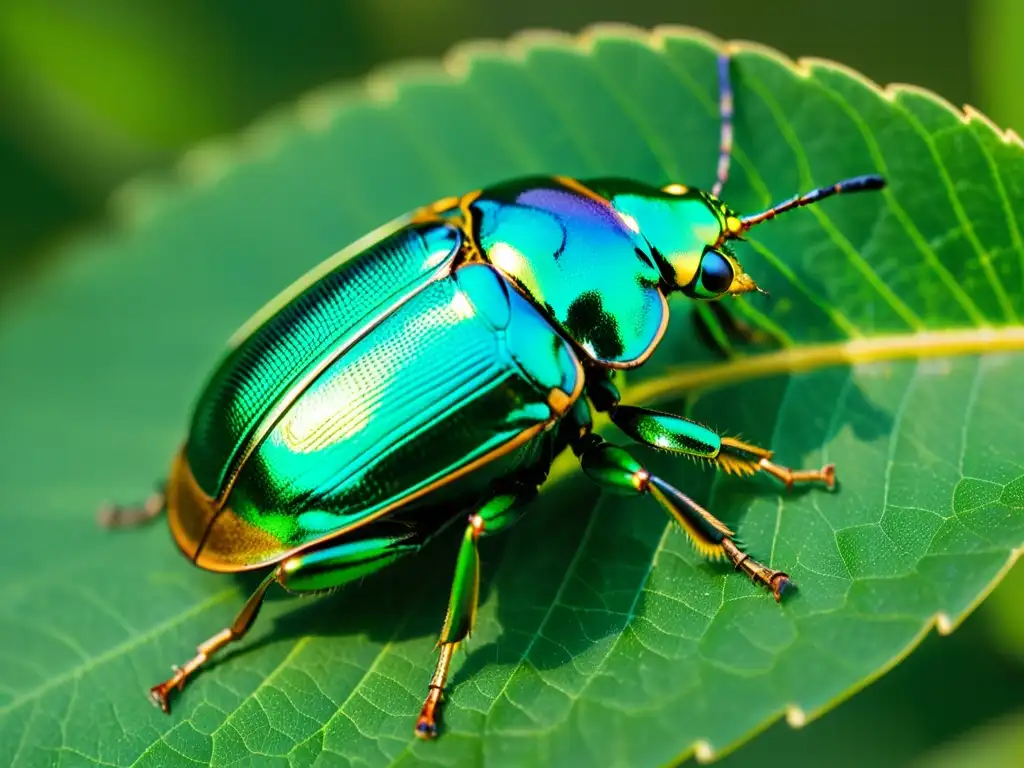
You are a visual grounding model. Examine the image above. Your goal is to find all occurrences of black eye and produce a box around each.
[699,251,733,294]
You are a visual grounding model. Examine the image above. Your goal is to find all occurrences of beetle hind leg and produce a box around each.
[149,568,277,712]
[97,486,166,528]
[149,529,424,713]
[416,488,534,740]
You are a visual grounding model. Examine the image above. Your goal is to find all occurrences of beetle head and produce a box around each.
[589,174,886,301]
[587,179,759,300]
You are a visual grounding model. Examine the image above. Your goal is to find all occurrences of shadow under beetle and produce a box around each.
[102,52,886,738]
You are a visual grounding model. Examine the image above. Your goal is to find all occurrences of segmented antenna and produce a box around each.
[739,174,886,231]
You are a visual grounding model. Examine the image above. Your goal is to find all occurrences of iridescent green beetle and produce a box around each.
[102,55,885,738]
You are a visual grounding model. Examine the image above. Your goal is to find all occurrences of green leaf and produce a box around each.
[1,24,1021,767]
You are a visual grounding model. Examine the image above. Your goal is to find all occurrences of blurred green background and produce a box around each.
[1,0,1020,765]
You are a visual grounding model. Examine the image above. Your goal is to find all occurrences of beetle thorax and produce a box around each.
[468,177,669,368]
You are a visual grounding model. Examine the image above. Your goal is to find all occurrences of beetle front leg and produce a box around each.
[573,433,790,600]
[416,489,531,740]
[602,401,835,492]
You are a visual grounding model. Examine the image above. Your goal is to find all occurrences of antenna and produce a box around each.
[738,175,886,231]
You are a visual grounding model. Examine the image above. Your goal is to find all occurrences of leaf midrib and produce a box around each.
[541,323,1024,488]
[628,325,1024,405]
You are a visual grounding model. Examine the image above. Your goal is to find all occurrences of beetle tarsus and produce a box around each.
[723,539,792,601]
[415,685,444,740]
[147,627,237,714]
[149,681,175,714]
[759,458,836,491]
[417,641,457,739]
[767,572,792,602]
[148,663,189,713]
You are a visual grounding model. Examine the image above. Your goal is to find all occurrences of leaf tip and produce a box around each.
[694,740,716,763]
[507,27,578,57]
[889,82,974,129]
[728,39,813,81]
[296,84,353,132]
[786,705,808,728]
[580,21,649,46]
[649,24,725,54]
[444,38,509,78]
[108,178,168,229]
[963,103,1023,147]
[178,142,236,188]
[801,56,893,104]
[363,61,436,103]
[935,612,955,635]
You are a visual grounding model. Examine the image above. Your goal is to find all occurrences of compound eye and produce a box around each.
[698,250,734,295]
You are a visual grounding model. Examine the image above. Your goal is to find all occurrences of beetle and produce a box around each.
[101,53,885,738]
